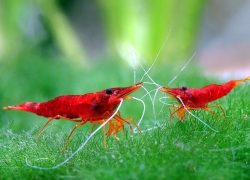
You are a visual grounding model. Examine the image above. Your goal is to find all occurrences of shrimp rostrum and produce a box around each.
[160,76,250,121]
[3,82,143,150]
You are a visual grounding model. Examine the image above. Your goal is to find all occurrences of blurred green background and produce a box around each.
[0,0,204,63]
[0,0,205,132]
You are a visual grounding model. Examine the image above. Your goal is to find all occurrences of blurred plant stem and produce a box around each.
[37,0,87,65]
[0,0,87,66]
[98,0,204,65]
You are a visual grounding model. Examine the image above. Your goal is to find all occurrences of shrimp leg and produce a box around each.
[114,114,142,135]
[36,115,83,138]
[63,119,89,151]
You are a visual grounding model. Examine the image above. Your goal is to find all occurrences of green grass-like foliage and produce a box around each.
[1,53,250,179]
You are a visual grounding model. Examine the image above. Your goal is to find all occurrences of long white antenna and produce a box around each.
[176,95,218,132]
[152,52,196,126]
[132,96,145,132]
[168,52,196,86]
[140,29,172,82]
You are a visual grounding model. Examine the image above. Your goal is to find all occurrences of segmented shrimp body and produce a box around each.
[3,82,143,150]
[160,77,250,120]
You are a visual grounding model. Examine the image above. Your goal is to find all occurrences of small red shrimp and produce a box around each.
[160,76,250,121]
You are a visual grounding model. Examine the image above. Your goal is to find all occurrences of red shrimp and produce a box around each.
[160,76,250,121]
[3,82,143,150]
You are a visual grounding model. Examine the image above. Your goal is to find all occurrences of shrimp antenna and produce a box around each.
[138,48,197,132]
[132,96,146,132]
[136,30,172,126]
[151,86,163,124]
[26,100,124,170]
[176,96,218,132]
[125,31,157,130]
[168,52,196,86]
[140,29,172,82]
[151,52,196,126]
[137,63,162,126]
[125,27,162,129]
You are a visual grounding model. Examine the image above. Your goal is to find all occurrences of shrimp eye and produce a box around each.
[182,86,187,91]
[106,88,113,94]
